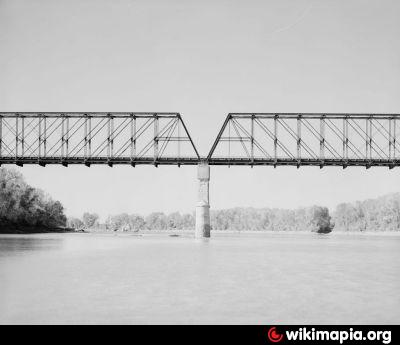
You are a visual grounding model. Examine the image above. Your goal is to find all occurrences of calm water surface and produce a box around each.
[0,232,399,324]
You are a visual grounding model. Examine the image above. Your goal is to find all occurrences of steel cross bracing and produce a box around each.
[1,112,400,168]
[0,113,200,166]
[207,113,400,168]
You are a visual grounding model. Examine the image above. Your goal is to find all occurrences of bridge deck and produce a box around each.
[1,156,399,168]
[208,158,400,167]
[0,157,200,166]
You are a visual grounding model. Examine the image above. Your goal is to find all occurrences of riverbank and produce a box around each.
[82,228,400,237]
[0,224,76,234]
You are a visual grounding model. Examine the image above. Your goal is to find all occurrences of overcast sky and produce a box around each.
[1,0,399,219]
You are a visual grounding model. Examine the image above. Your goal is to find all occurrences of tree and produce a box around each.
[82,212,99,228]
[181,213,195,230]
[307,206,332,233]
[0,167,67,231]
[129,214,145,231]
[67,217,84,229]
[145,212,167,230]
[167,212,182,229]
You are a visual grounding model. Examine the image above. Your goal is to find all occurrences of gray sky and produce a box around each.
[1,0,399,219]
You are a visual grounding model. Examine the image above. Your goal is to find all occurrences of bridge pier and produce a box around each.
[195,162,211,238]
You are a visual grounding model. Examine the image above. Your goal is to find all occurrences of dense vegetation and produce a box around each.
[3,166,400,233]
[72,194,400,233]
[332,193,400,232]
[0,168,67,232]
[67,211,195,231]
[70,206,332,233]
[211,206,332,232]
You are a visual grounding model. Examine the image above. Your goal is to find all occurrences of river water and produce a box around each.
[0,231,399,324]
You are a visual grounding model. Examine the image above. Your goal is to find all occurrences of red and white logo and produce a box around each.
[267,327,284,343]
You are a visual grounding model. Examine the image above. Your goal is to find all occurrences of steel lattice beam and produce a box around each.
[2,112,400,168]
[207,113,400,168]
[0,113,200,166]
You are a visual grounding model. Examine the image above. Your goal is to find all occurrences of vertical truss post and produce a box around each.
[107,114,114,159]
[393,117,396,161]
[177,118,180,161]
[61,115,65,158]
[228,119,231,164]
[43,115,47,158]
[274,115,278,165]
[297,115,301,165]
[134,115,137,159]
[107,114,110,158]
[15,116,19,158]
[365,116,371,161]
[369,116,372,160]
[21,116,25,156]
[343,116,349,163]
[88,116,92,158]
[154,114,158,162]
[320,115,325,163]
[111,116,114,159]
[66,117,69,158]
[365,118,369,160]
[0,115,2,157]
[130,114,136,163]
[38,116,42,158]
[250,114,254,164]
[84,114,88,158]
[389,117,392,160]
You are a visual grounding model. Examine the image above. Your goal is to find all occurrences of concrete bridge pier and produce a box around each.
[195,162,211,238]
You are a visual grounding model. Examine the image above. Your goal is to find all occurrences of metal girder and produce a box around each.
[207,113,400,168]
[0,112,200,166]
[2,112,400,168]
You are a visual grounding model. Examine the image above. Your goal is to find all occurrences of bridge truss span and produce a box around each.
[0,112,200,166]
[207,113,400,168]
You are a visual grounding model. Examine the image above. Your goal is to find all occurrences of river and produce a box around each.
[0,231,399,324]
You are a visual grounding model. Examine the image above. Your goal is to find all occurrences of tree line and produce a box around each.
[68,205,333,233]
[332,193,400,232]
[67,211,195,231]
[0,168,66,232]
[71,193,400,232]
[2,166,399,233]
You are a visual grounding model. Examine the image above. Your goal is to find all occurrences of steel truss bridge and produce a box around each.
[0,112,400,168]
